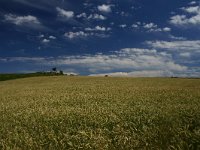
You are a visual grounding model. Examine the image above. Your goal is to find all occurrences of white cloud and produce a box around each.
[42,39,50,43]
[49,36,56,39]
[85,26,111,31]
[133,22,171,32]
[39,35,56,42]
[149,28,162,32]
[143,23,171,32]
[143,23,157,29]
[3,14,48,30]
[170,14,200,26]
[38,34,45,38]
[110,22,115,25]
[169,35,186,40]
[76,13,87,18]
[120,11,129,17]
[90,72,129,77]
[180,52,191,58]
[119,24,127,28]
[182,6,200,14]
[147,40,200,53]
[88,14,106,20]
[163,27,171,32]
[189,1,197,5]
[56,7,74,19]
[90,70,173,77]
[83,3,91,7]
[132,24,139,28]
[4,14,40,26]
[64,31,89,39]
[170,5,200,26]
[2,47,198,77]
[170,15,187,25]
[146,40,200,66]
[126,70,173,77]
[0,58,8,62]
[47,48,187,75]
[98,4,112,13]
[64,29,110,39]
[63,72,78,76]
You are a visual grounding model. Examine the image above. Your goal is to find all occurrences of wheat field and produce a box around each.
[0,76,200,149]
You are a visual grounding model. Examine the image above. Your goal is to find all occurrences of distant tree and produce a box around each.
[52,67,57,72]
[105,75,109,77]
[59,70,64,75]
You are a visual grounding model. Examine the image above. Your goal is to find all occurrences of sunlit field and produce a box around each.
[0,76,200,149]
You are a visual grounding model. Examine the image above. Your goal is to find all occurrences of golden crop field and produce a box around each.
[0,76,200,150]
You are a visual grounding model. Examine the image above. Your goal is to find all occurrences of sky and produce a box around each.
[0,0,200,77]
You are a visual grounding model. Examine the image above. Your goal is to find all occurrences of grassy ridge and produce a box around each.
[0,77,200,149]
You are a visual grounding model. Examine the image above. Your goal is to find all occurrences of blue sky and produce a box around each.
[0,0,200,77]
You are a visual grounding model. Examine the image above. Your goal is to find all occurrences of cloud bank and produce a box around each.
[1,47,197,77]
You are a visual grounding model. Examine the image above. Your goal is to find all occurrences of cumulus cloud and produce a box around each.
[131,22,171,32]
[64,30,110,39]
[85,26,111,31]
[2,47,198,77]
[64,31,89,39]
[170,5,200,26]
[17,49,187,74]
[98,4,112,13]
[56,7,74,19]
[132,24,139,28]
[163,27,171,32]
[143,23,158,29]
[42,39,50,43]
[143,23,171,32]
[146,40,200,66]
[170,14,200,26]
[119,24,127,28]
[90,70,173,77]
[147,40,200,53]
[49,35,56,39]
[132,22,142,29]
[4,14,41,26]
[120,11,129,17]
[189,1,197,5]
[4,14,40,25]
[169,35,187,40]
[3,14,49,30]
[0,57,47,63]
[38,34,45,38]
[170,15,188,25]
[76,13,87,18]
[182,6,200,13]
[126,70,173,77]
[38,35,56,43]
[87,14,106,20]
[180,52,191,58]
